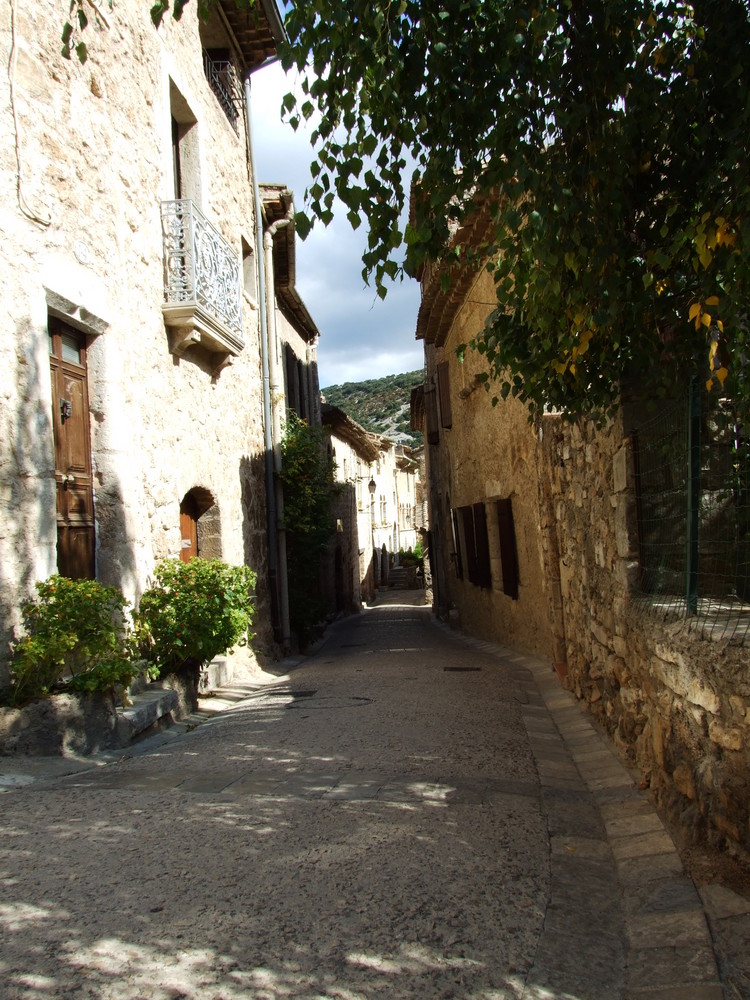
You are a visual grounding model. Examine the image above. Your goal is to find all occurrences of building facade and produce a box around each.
[322,404,380,609]
[414,210,750,856]
[0,0,288,683]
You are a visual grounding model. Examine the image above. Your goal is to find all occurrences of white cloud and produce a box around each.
[249,62,423,389]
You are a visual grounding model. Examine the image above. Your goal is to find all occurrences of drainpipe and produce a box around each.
[244,66,282,642]
[264,204,294,650]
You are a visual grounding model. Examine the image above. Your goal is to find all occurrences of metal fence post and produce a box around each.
[686,376,701,614]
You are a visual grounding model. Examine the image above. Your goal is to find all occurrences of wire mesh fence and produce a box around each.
[632,379,750,642]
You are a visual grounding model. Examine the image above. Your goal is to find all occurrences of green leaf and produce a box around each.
[294,211,312,241]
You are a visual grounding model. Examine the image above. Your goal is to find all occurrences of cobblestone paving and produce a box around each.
[0,595,728,999]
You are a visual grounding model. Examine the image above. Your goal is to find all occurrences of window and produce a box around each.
[496,499,520,599]
[424,381,440,444]
[202,48,242,134]
[451,508,463,579]
[453,503,492,589]
[437,361,453,429]
[170,83,201,204]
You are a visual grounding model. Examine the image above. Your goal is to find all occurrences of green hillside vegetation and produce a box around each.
[322,370,424,448]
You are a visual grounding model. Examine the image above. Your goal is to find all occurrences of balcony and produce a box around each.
[161,199,244,372]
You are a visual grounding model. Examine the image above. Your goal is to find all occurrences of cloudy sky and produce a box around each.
[249,61,424,390]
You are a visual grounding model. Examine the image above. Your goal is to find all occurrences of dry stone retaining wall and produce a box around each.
[541,414,750,858]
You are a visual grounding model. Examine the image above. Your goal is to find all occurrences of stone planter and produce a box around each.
[0,691,119,757]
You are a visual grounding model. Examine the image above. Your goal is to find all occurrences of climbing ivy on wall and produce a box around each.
[280,411,338,643]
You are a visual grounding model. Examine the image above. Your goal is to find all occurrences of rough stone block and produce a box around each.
[707,719,743,751]
[613,445,630,493]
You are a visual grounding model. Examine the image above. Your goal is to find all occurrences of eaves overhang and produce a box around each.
[216,0,285,73]
[321,404,381,462]
[415,202,496,349]
[261,184,320,344]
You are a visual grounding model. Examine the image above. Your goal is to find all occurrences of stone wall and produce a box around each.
[0,0,273,682]
[541,414,750,858]
[423,268,556,659]
[416,247,750,858]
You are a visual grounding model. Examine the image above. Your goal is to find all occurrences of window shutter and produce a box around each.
[425,382,440,444]
[460,505,479,585]
[451,509,463,579]
[496,499,520,599]
[437,361,452,428]
[473,502,492,589]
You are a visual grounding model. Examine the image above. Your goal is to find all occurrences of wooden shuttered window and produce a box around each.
[460,506,478,584]
[452,503,492,589]
[424,381,440,445]
[496,498,520,599]
[436,361,452,428]
[472,502,492,589]
[451,508,463,579]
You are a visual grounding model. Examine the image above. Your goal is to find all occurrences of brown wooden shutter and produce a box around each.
[436,361,452,428]
[425,381,439,444]
[460,505,479,584]
[451,509,463,579]
[496,498,520,599]
[473,501,492,589]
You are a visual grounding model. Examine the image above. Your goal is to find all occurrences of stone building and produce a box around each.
[322,404,424,609]
[413,204,750,857]
[321,404,380,609]
[0,0,295,683]
[370,440,420,565]
[260,183,322,648]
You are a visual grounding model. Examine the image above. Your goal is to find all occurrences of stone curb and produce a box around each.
[435,621,724,1000]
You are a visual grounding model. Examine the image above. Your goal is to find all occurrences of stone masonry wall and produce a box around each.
[0,0,273,681]
[540,414,750,858]
[424,267,556,661]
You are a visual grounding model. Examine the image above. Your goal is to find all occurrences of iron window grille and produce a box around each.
[202,50,242,135]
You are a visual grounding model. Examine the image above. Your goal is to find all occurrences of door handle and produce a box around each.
[60,398,72,422]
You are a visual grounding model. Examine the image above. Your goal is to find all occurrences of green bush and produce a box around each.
[399,540,424,568]
[280,411,337,644]
[133,558,256,676]
[9,576,136,705]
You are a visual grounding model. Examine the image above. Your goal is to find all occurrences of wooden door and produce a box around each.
[49,319,95,579]
[180,493,199,561]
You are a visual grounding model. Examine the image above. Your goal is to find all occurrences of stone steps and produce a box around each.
[116,688,179,744]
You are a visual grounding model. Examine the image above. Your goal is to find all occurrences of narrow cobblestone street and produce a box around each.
[0,594,744,999]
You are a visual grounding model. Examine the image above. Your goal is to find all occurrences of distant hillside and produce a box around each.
[322,370,424,448]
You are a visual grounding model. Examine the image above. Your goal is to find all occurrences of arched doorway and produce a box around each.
[179,488,220,561]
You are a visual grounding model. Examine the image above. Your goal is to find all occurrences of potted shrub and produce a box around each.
[1,575,139,754]
[132,558,256,711]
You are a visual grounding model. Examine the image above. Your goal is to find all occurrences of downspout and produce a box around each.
[244,64,281,642]
[264,204,295,650]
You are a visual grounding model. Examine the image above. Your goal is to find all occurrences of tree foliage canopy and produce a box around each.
[280,0,750,419]
[67,0,750,419]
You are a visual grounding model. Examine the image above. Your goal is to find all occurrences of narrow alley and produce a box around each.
[0,593,743,999]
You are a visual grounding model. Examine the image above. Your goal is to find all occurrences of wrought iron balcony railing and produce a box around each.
[161,199,243,370]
